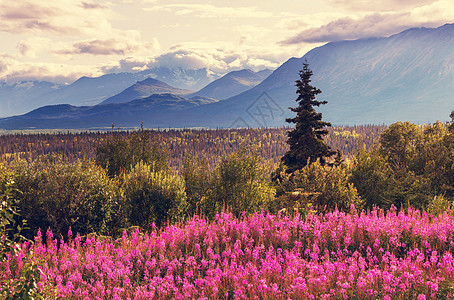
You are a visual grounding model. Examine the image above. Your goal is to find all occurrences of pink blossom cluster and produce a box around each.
[2,207,454,299]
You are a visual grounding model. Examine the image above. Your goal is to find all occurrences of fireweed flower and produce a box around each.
[3,208,454,298]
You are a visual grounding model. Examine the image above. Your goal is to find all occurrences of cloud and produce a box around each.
[144,4,272,19]
[101,43,282,75]
[325,0,438,11]
[0,54,102,83]
[81,2,107,9]
[1,40,283,84]
[17,38,53,58]
[55,36,159,56]
[153,45,280,73]
[100,57,157,73]
[281,12,446,44]
[0,0,113,36]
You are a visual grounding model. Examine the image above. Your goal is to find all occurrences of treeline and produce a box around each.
[0,124,403,242]
[0,125,384,173]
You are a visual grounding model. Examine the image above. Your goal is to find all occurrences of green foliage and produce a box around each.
[427,195,452,217]
[0,163,53,299]
[122,162,187,228]
[0,165,24,258]
[273,159,362,213]
[182,153,212,216]
[208,147,275,218]
[352,119,454,211]
[379,121,422,172]
[13,156,124,239]
[350,145,394,209]
[281,62,335,174]
[184,147,275,219]
[96,125,168,177]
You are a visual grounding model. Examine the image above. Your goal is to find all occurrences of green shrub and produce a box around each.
[427,195,452,217]
[208,147,275,218]
[122,162,187,228]
[182,153,212,216]
[12,156,124,239]
[350,146,394,209]
[351,121,454,210]
[0,162,56,299]
[273,159,362,213]
[96,126,168,177]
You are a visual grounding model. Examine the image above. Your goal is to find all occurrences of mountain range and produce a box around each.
[2,23,454,129]
[0,67,222,118]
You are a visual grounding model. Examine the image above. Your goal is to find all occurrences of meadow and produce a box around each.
[3,207,454,299]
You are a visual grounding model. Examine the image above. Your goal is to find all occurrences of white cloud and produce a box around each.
[17,37,54,58]
[152,44,281,72]
[0,53,102,83]
[100,43,282,75]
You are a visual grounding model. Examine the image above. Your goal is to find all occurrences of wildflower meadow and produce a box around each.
[2,206,454,299]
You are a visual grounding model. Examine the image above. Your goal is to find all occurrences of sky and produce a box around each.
[0,0,452,84]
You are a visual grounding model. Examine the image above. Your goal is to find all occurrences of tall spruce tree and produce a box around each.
[281,62,335,174]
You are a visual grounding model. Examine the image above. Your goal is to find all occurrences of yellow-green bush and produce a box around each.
[122,162,187,228]
[12,156,124,239]
[208,148,275,218]
[273,159,362,212]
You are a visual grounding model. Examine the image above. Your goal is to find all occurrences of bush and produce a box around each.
[427,195,452,217]
[96,126,168,177]
[350,145,394,209]
[122,162,187,228]
[0,162,54,298]
[12,156,124,239]
[208,147,275,218]
[351,121,454,210]
[182,153,212,216]
[273,159,362,213]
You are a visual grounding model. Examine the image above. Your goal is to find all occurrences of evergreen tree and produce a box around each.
[281,62,335,174]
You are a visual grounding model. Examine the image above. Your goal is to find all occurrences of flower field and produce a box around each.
[2,207,454,299]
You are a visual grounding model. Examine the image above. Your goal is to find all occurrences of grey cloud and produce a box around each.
[59,39,138,55]
[0,0,112,35]
[81,2,107,9]
[281,13,442,44]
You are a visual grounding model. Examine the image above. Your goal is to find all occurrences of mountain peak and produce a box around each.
[189,68,273,100]
[99,77,193,105]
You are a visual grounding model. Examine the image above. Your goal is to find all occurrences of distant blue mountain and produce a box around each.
[0,94,217,129]
[189,69,272,100]
[2,23,454,129]
[165,23,454,128]
[0,67,222,117]
[100,78,193,105]
[0,81,61,117]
